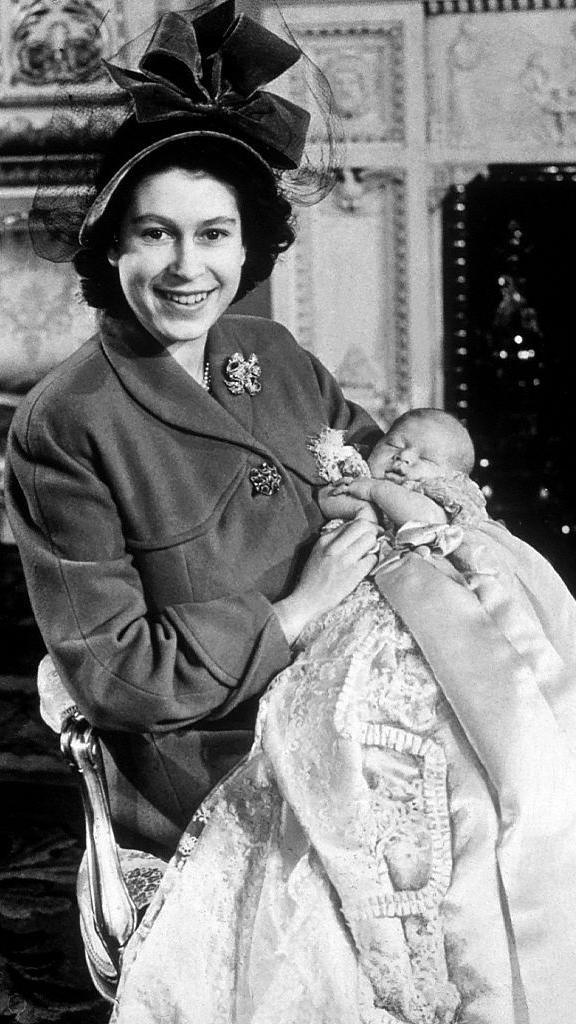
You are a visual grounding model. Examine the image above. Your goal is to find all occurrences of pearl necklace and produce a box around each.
[201,361,211,392]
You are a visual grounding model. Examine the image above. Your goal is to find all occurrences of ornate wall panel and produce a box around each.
[0,0,166,394]
[277,18,406,145]
[274,169,409,423]
[0,0,126,102]
[428,9,576,163]
[0,201,95,392]
[0,1,166,173]
[266,2,433,425]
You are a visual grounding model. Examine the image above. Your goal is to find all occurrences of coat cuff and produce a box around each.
[171,592,293,716]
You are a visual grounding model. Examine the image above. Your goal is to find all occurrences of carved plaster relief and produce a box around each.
[426,0,576,13]
[269,18,405,145]
[272,169,409,425]
[429,11,576,156]
[1,0,125,101]
[0,208,95,389]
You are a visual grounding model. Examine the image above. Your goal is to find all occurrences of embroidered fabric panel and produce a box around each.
[259,583,459,1022]
[112,580,521,1024]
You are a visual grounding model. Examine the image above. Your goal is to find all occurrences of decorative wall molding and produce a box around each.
[389,174,411,412]
[426,0,576,14]
[267,9,407,145]
[272,165,410,424]
[267,3,427,419]
[331,166,404,212]
[0,155,99,191]
[428,9,576,159]
[428,162,489,210]
[0,200,95,391]
[0,0,126,105]
[290,211,316,356]
[12,0,111,87]
[0,108,124,159]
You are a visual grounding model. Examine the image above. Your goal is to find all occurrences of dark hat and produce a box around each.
[79,0,311,245]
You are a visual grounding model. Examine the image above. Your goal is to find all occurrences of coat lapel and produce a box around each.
[100,315,257,451]
[100,314,319,482]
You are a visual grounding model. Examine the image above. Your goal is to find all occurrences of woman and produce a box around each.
[5,2,381,858]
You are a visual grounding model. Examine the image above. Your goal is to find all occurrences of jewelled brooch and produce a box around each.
[249,462,282,495]
[223,352,262,395]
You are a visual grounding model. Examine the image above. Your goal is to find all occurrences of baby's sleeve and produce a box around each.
[415,473,488,527]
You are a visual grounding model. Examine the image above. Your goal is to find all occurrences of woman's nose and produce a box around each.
[170,239,204,277]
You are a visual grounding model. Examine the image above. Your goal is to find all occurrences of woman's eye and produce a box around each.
[141,227,167,241]
[201,228,228,242]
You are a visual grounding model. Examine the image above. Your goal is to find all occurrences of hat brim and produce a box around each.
[79,130,275,247]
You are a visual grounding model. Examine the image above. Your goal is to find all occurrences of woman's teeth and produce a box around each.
[162,290,211,306]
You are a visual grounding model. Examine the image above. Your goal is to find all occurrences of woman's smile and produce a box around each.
[109,167,246,352]
[156,288,216,307]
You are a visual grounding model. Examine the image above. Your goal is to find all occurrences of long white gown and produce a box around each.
[110,520,576,1024]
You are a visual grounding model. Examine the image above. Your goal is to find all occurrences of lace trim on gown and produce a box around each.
[112,579,524,1024]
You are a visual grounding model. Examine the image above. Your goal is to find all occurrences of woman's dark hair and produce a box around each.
[72,135,296,316]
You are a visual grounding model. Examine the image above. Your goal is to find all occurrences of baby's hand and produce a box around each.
[317,482,374,522]
[329,477,375,500]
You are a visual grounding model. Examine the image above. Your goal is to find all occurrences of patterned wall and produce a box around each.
[267,2,429,426]
[266,0,576,426]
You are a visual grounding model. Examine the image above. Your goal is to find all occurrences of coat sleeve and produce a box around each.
[6,412,293,734]
[308,351,383,452]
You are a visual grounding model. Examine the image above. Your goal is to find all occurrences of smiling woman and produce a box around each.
[73,137,296,334]
[6,1,381,863]
[108,168,247,374]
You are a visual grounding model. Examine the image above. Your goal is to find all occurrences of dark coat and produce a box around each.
[6,313,381,856]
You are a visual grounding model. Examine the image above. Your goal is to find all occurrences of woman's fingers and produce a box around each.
[320,517,378,555]
[281,517,381,635]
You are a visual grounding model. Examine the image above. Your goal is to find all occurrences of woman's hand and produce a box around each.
[274,518,379,643]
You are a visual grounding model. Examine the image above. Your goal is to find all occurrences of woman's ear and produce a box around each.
[107,237,120,267]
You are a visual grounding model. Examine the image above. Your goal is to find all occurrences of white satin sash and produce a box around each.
[374,527,576,1023]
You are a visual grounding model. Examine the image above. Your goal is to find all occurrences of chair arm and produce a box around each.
[60,709,138,968]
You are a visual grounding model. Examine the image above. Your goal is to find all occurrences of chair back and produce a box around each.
[37,656,166,1000]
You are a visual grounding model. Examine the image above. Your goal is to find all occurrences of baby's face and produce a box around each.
[368,419,453,482]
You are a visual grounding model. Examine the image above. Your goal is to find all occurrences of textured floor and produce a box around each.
[0,543,110,1024]
[0,779,110,1024]
[0,658,110,1024]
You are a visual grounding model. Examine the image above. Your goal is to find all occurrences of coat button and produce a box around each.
[249,462,282,495]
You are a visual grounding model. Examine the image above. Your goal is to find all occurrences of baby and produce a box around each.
[111,406,576,1023]
[316,406,487,535]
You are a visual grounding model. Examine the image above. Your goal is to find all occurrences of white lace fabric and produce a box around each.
[110,578,527,1023]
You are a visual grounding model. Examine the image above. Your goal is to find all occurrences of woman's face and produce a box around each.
[109,167,246,350]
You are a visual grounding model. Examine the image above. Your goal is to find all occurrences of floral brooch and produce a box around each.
[223,352,262,395]
[307,427,370,483]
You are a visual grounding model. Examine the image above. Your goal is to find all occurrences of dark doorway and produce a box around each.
[444,164,576,592]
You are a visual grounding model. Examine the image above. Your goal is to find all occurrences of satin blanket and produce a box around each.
[111,522,576,1024]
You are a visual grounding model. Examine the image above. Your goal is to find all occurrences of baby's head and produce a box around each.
[368,408,475,483]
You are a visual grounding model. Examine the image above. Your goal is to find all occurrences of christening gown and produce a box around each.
[110,486,576,1024]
